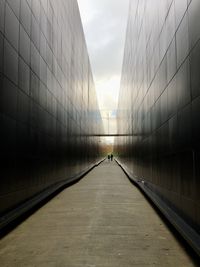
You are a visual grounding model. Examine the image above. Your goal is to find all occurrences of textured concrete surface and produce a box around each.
[0,161,198,266]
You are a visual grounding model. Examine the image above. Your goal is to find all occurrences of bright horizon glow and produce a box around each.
[96,75,120,111]
[77,0,129,144]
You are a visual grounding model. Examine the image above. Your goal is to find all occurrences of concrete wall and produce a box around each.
[116,0,200,238]
[0,0,103,215]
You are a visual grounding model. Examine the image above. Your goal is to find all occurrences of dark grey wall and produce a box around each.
[0,0,103,215]
[116,0,200,235]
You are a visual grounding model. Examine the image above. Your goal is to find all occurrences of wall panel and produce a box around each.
[115,0,200,249]
[0,0,103,217]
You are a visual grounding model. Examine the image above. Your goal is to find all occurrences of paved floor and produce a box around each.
[0,161,198,266]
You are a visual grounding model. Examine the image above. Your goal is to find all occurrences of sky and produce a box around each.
[77,0,129,140]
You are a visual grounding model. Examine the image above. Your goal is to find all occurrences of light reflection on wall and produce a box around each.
[115,0,200,241]
[0,0,103,216]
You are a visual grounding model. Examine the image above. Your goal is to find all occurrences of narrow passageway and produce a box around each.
[0,161,196,266]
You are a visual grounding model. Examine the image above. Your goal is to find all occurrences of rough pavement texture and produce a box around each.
[0,161,197,266]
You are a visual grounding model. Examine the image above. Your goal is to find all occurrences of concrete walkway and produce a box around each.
[0,161,197,266]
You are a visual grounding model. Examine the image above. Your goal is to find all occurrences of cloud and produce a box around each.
[78,0,129,80]
[77,0,129,136]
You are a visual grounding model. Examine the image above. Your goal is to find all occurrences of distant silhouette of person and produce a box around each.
[111,154,113,161]
[108,154,110,161]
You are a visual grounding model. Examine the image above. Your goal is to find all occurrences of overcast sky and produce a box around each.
[77,0,129,137]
